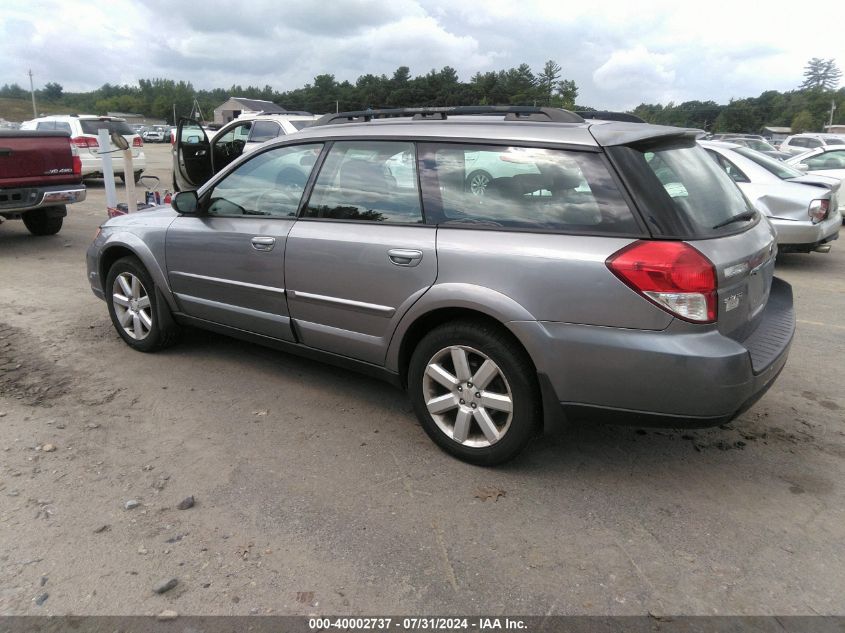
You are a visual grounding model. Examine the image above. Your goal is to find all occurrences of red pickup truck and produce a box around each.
[0,130,86,235]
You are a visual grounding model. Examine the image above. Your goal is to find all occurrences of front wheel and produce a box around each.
[22,207,64,235]
[105,256,180,352]
[408,320,540,465]
[465,170,492,197]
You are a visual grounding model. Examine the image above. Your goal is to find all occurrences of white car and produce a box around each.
[778,133,845,157]
[786,146,845,220]
[20,115,146,183]
[700,141,841,253]
[172,112,319,191]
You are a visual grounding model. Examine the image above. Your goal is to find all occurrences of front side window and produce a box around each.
[419,143,639,234]
[205,143,323,218]
[303,141,423,223]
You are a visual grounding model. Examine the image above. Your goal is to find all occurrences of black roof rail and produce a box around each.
[312,106,585,127]
[576,111,646,123]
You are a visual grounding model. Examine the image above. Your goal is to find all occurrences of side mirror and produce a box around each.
[796,163,809,172]
[110,132,130,151]
[172,190,198,215]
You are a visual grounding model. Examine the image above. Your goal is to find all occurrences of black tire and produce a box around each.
[22,207,64,236]
[120,171,143,184]
[465,169,492,196]
[105,256,180,353]
[408,320,540,465]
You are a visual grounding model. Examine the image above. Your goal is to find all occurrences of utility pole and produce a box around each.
[829,99,837,131]
[28,69,37,117]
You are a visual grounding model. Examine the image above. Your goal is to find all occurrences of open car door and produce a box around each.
[173,118,212,191]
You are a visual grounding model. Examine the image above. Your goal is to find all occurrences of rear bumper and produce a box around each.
[0,183,86,215]
[771,211,841,251]
[511,278,794,427]
[80,153,146,177]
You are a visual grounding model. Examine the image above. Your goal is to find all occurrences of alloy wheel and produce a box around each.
[422,345,513,448]
[112,272,153,341]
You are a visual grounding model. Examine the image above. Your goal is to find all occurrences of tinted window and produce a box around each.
[249,120,282,143]
[419,143,639,234]
[790,138,807,148]
[805,138,822,148]
[303,141,422,223]
[205,143,323,218]
[638,143,754,233]
[80,119,133,135]
[825,137,845,145]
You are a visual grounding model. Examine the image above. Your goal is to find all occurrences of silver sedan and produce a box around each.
[700,140,841,253]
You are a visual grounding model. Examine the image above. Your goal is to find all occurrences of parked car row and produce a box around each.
[20,114,147,183]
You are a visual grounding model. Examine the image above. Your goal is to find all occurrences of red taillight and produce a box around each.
[808,199,829,223]
[133,136,143,148]
[70,144,82,176]
[606,241,717,323]
[71,136,98,149]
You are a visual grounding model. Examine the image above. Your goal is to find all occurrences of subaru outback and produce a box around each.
[86,106,794,465]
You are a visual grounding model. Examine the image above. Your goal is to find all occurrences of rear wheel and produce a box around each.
[22,207,64,236]
[105,256,180,352]
[408,320,540,465]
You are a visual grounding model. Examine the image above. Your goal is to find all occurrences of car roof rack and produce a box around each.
[312,106,585,127]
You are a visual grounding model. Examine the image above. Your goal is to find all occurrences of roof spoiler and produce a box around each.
[576,111,645,123]
[589,122,699,147]
[312,106,585,127]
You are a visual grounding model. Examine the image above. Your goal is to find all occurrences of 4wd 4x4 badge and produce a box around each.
[724,292,743,312]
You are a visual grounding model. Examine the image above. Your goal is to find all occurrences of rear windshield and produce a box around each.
[80,119,134,136]
[733,147,804,179]
[608,141,756,238]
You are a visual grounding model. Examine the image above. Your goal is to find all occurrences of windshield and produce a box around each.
[744,139,777,152]
[638,143,755,234]
[733,147,804,179]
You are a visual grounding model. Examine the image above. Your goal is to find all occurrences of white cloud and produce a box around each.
[593,46,676,95]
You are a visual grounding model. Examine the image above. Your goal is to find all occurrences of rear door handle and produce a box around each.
[388,249,423,267]
[251,236,276,251]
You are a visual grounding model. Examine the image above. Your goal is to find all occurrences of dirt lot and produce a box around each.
[1,143,844,616]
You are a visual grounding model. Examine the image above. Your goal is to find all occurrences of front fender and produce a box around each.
[384,282,537,373]
[99,232,178,312]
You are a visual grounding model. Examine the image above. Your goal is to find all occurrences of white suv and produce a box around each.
[779,133,845,156]
[20,115,146,182]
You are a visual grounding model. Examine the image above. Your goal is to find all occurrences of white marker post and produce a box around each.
[97,129,118,215]
[121,143,136,213]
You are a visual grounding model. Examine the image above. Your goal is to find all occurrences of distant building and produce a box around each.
[213,97,287,124]
[825,124,845,135]
[761,126,791,142]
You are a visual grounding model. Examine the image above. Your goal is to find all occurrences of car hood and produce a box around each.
[104,205,177,228]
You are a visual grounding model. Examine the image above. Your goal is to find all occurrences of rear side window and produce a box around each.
[249,120,282,143]
[303,141,423,223]
[80,119,134,135]
[290,120,313,131]
[825,137,845,145]
[35,121,71,133]
[419,143,640,234]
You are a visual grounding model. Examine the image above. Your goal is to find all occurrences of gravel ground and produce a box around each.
[0,143,844,616]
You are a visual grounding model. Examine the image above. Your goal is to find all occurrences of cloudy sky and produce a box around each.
[1,0,842,110]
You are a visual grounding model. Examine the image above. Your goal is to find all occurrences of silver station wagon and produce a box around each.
[87,106,795,465]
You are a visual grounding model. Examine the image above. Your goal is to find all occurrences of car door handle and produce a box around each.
[387,249,423,266]
[251,236,276,251]
[195,149,207,156]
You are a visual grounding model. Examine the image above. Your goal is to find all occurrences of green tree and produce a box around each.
[790,110,815,133]
[41,82,63,101]
[800,58,842,91]
[537,60,561,105]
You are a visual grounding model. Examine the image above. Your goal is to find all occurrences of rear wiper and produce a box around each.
[712,210,756,229]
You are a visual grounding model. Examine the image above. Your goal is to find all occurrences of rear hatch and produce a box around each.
[602,129,779,344]
[78,118,141,158]
[0,130,77,188]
